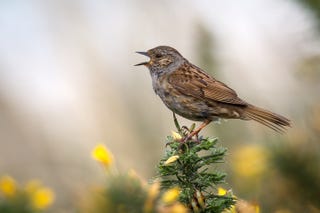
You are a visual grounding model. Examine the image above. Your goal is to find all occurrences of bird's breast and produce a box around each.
[151,75,213,121]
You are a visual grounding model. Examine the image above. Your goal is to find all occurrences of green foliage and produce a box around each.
[96,174,148,213]
[0,193,35,213]
[157,121,235,213]
[271,143,320,209]
[0,176,54,213]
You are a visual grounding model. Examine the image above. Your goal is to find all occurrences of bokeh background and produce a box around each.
[0,0,319,212]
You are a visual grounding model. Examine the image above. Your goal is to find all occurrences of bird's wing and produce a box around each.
[168,64,247,106]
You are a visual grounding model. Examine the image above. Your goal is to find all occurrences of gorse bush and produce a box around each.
[157,121,235,212]
[0,176,54,213]
[89,118,237,213]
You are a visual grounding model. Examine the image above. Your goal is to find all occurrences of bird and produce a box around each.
[135,45,290,140]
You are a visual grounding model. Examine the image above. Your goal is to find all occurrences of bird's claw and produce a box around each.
[180,131,201,144]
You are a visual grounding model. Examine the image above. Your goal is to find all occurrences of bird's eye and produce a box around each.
[155,53,162,58]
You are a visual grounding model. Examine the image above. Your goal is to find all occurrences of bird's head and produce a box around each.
[135,46,184,74]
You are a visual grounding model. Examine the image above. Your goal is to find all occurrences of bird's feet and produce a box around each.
[166,126,200,148]
[181,132,201,144]
[168,120,211,149]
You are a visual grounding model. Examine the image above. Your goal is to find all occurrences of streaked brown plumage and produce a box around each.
[135,46,290,138]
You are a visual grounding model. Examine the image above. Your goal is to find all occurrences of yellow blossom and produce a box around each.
[92,144,113,168]
[219,188,238,213]
[0,175,16,197]
[218,187,227,196]
[164,155,179,165]
[144,182,160,213]
[162,187,180,204]
[147,182,160,201]
[233,145,268,178]
[25,180,55,210]
[255,204,260,213]
[30,187,55,210]
[171,131,182,140]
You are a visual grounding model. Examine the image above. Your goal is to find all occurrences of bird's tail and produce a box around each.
[243,105,291,133]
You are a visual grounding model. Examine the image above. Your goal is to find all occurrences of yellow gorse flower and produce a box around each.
[92,144,113,168]
[144,182,160,213]
[31,187,55,210]
[255,204,260,213]
[0,175,16,197]
[25,180,55,210]
[218,187,227,196]
[233,145,268,178]
[171,131,182,140]
[162,187,180,204]
[164,155,180,165]
[219,187,239,213]
[218,187,235,198]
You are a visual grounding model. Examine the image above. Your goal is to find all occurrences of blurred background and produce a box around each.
[0,0,319,212]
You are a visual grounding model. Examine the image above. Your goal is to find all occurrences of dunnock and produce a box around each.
[135,46,290,140]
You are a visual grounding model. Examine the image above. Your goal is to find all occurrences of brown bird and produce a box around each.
[135,46,290,140]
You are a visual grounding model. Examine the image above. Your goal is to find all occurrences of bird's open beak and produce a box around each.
[135,51,150,66]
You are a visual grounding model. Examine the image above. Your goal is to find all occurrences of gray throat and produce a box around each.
[150,58,186,78]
